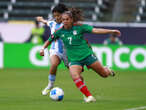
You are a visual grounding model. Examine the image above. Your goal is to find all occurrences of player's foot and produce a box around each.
[42,86,53,95]
[84,96,96,103]
[106,66,115,77]
[110,70,115,76]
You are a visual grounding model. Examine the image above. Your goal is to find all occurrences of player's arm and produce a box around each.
[40,31,60,56]
[92,28,121,36]
[40,40,51,56]
[36,16,48,25]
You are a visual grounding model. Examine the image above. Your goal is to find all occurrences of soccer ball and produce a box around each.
[49,87,64,101]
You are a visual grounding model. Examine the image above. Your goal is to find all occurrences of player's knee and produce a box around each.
[70,73,80,80]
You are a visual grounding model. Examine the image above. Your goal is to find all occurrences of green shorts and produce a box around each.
[69,54,98,67]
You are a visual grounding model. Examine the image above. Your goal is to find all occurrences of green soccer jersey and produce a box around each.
[48,24,94,62]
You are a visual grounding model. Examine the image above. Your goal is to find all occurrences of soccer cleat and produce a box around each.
[110,70,115,76]
[42,86,52,96]
[106,66,115,77]
[84,96,96,103]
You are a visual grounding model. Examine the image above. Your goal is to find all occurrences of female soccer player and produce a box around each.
[40,9,121,102]
[36,4,68,95]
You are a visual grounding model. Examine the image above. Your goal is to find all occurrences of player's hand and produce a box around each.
[112,30,121,36]
[40,49,44,56]
[36,16,44,22]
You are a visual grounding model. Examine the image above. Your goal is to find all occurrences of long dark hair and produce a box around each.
[52,3,68,14]
[63,8,84,22]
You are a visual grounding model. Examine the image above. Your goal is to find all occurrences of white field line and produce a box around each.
[125,106,146,110]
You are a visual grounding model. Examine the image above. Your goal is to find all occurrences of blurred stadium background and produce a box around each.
[0,0,146,110]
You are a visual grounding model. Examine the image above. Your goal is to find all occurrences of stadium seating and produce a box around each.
[60,0,101,21]
[136,0,146,22]
[0,1,10,21]
[0,0,110,21]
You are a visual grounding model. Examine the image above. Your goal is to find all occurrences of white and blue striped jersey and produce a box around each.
[47,20,68,66]
[47,20,64,54]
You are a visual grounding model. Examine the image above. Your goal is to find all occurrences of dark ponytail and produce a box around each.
[69,8,84,22]
[63,8,84,22]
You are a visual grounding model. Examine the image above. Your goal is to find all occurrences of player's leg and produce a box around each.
[85,54,115,77]
[42,39,64,95]
[42,54,61,95]
[48,55,61,87]
[69,65,96,102]
[89,61,114,77]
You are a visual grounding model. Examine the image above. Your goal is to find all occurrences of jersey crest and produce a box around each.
[73,30,77,35]
[61,34,65,38]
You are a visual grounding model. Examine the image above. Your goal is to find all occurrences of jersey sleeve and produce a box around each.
[81,24,93,33]
[48,31,59,42]
[47,21,51,27]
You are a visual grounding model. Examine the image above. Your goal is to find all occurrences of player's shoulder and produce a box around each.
[73,23,83,26]
[54,26,63,33]
[73,23,85,29]
[47,20,55,23]
[47,20,56,27]
[73,23,90,27]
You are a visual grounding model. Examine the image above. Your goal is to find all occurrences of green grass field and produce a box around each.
[0,69,146,110]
